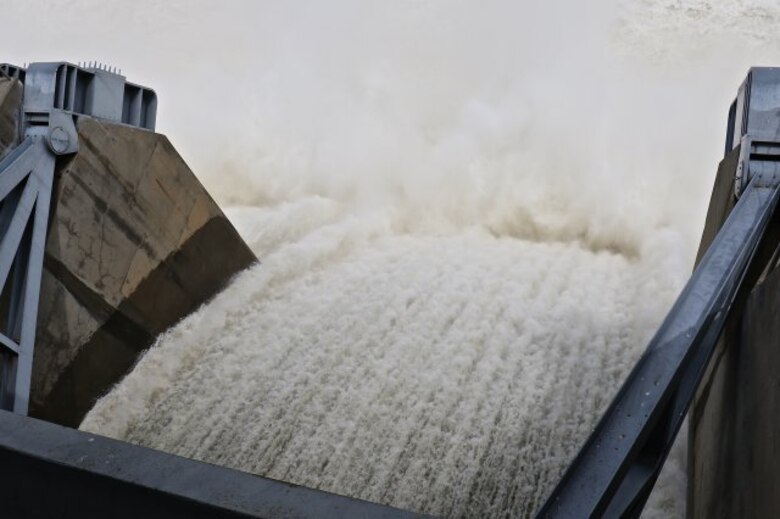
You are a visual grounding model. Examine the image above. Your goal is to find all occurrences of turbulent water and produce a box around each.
[81,209,685,517]
[7,0,780,517]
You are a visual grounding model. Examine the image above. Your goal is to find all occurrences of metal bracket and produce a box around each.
[20,62,157,132]
[727,68,780,198]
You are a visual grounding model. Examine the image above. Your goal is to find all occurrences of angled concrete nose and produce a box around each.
[0,67,256,426]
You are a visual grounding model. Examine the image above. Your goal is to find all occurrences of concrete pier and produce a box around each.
[690,145,780,518]
[0,77,256,426]
[0,77,21,157]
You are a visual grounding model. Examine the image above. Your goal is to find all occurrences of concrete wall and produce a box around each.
[0,77,21,158]
[0,78,256,426]
[690,147,780,518]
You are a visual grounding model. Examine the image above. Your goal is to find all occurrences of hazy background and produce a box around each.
[6,0,774,240]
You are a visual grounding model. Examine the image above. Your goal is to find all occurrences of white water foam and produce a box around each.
[6,0,780,516]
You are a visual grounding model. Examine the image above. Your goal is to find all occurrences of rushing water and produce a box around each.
[6,0,771,516]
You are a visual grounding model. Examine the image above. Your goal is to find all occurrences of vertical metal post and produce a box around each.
[13,150,54,414]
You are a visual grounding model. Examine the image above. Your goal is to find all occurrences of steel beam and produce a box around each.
[537,173,780,518]
[0,410,428,519]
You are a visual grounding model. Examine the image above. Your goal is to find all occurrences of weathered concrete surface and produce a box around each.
[0,81,256,426]
[0,78,21,156]
[729,267,780,517]
[690,147,780,518]
[36,119,257,426]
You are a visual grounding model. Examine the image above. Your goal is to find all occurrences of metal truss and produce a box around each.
[0,138,57,414]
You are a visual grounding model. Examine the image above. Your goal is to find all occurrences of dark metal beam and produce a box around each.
[0,410,428,519]
[536,171,780,518]
[0,332,19,355]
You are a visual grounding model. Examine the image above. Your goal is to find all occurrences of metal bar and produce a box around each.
[537,172,780,518]
[0,410,428,519]
[12,152,54,415]
[0,170,35,209]
[67,66,78,111]
[6,201,29,344]
[55,65,66,110]
[0,171,38,294]
[0,333,19,355]
[0,157,36,203]
[0,139,39,202]
[0,137,33,172]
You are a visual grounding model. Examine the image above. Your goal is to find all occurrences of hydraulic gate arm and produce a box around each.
[0,137,58,414]
[537,67,780,518]
[537,173,780,518]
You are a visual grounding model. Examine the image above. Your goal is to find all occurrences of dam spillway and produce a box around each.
[4,2,780,516]
[81,227,681,516]
[0,60,690,517]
